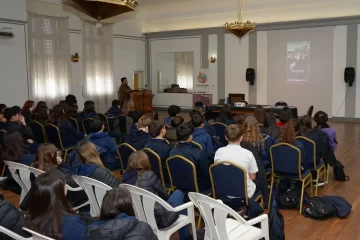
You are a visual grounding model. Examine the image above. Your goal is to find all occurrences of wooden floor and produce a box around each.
[3,116,360,239]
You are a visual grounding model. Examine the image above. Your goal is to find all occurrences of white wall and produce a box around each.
[208,34,218,104]
[356,25,360,118]
[224,33,249,100]
[0,0,27,22]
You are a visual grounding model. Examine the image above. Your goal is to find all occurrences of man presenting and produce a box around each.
[118,77,133,107]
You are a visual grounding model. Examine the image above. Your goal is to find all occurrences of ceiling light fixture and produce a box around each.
[224,0,256,39]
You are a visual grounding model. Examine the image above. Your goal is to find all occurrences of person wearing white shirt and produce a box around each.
[214,124,259,198]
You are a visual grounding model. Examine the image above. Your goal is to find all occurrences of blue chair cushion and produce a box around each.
[251,191,262,201]
[316,161,325,169]
[199,188,212,196]
[275,169,311,179]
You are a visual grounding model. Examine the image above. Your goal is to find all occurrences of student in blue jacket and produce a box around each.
[164,105,181,126]
[144,121,172,182]
[24,171,87,240]
[88,119,121,171]
[169,123,212,192]
[105,99,121,117]
[190,111,214,157]
[124,116,152,150]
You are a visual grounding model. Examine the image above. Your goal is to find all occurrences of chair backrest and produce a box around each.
[211,122,228,145]
[28,166,45,177]
[143,148,166,187]
[295,136,316,169]
[73,175,112,217]
[96,113,110,131]
[188,192,248,240]
[0,226,30,240]
[174,141,203,150]
[307,105,314,118]
[0,129,7,154]
[4,161,33,193]
[118,143,136,169]
[166,155,198,192]
[270,143,302,178]
[82,118,93,134]
[29,121,47,143]
[209,161,248,205]
[68,117,80,131]
[23,227,54,240]
[121,184,177,233]
[44,123,64,150]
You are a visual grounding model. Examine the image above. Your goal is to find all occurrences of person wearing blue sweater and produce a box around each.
[24,171,87,240]
[124,116,152,150]
[105,99,122,117]
[169,123,212,192]
[191,111,214,157]
[164,105,181,126]
[144,121,172,182]
[89,119,121,171]
[2,131,36,166]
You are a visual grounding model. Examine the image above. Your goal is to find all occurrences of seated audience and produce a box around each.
[66,104,79,119]
[122,99,143,126]
[124,116,151,150]
[276,106,293,127]
[88,187,157,240]
[191,107,216,136]
[144,121,172,182]
[2,106,32,141]
[88,119,121,171]
[191,111,214,156]
[106,99,121,117]
[77,100,96,122]
[24,171,87,240]
[59,100,70,116]
[2,131,35,165]
[265,115,280,139]
[215,105,235,125]
[314,111,337,151]
[0,104,7,128]
[165,116,184,146]
[48,105,85,148]
[21,100,34,124]
[214,124,260,208]
[234,113,247,125]
[122,151,188,239]
[65,94,77,106]
[32,101,49,125]
[169,123,212,191]
[254,106,268,135]
[164,105,181,126]
[242,116,268,161]
[76,140,120,188]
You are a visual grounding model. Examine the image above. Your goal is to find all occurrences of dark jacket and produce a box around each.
[169,142,212,191]
[89,132,120,171]
[165,128,177,147]
[193,128,214,157]
[119,84,132,103]
[128,124,138,135]
[58,121,85,148]
[144,138,172,164]
[215,117,235,125]
[88,213,158,240]
[20,154,36,166]
[113,115,133,135]
[62,215,87,240]
[76,164,121,188]
[0,199,29,240]
[2,121,32,140]
[163,117,172,126]
[106,107,121,117]
[77,112,94,123]
[22,110,31,125]
[124,130,151,150]
[203,120,216,136]
[69,144,107,169]
[127,110,143,124]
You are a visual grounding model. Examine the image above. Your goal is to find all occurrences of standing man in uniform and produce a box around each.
[118,77,133,108]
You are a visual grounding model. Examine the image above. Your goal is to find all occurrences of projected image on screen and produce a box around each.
[287,41,310,82]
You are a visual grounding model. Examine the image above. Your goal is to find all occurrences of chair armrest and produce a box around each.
[246,214,268,226]
[172,202,194,212]
[66,184,82,191]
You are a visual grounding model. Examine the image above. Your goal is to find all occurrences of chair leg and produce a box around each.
[63,149,69,162]
[315,170,319,197]
[197,214,202,229]
[299,179,306,215]
[268,176,275,208]
[188,207,197,240]
[1,165,6,177]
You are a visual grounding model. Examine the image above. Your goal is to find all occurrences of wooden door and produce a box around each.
[134,73,139,90]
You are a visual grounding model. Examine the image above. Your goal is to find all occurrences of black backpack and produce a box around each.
[302,195,337,220]
[333,160,350,181]
[269,200,285,240]
[276,189,301,209]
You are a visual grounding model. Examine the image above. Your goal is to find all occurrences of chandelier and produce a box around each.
[224,0,256,39]
[62,0,139,22]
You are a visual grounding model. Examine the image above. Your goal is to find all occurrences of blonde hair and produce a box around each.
[242,116,265,149]
[77,140,105,168]
[33,143,58,171]
[127,151,151,171]
[122,99,134,115]
[137,116,151,128]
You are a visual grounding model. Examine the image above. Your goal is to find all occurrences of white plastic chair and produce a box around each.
[4,161,34,203]
[188,192,269,240]
[121,184,197,240]
[0,226,31,240]
[72,175,112,217]
[23,227,54,240]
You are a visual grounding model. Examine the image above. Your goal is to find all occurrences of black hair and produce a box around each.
[191,111,204,128]
[314,111,329,128]
[167,105,181,118]
[100,187,135,220]
[65,94,77,105]
[148,121,164,138]
[254,106,266,126]
[0,104,7,113]
[194,101,204,108]
[90,119,105,133]
[265,115,280,138]
[84,101,96,114]
[219,105,232,121]
[2,131,28,162]
[121,77,127,83]
[279,107,294,123]
[112,100,120,108]
[299,115,312,136]
[171,116,184,128]
[4,106,20,121]
[176,123,194,141]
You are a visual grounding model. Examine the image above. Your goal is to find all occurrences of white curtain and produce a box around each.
[82,21,114,113]
[175,52,194,92]
[28,13,72,107]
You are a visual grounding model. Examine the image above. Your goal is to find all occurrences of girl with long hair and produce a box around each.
[24,171,87,240]
[242,116,265,150]
[122,151,188,240]
[21,100,34,124]
[32,101,48,125]
[75,140,120,188]
[122,99,143,124]
[299,115,313,136]
[48,105,84,148]
[2,131,35,166]
[215,105,235,125]
[88,187,157,240]
[265,115,280,139]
